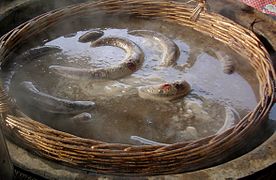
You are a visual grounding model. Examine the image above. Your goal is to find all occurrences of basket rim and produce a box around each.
[0,0,275,176]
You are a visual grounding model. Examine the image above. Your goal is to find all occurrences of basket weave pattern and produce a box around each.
[0,0,275,175]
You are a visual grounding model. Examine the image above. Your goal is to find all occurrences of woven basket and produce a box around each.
[0,0,275,176]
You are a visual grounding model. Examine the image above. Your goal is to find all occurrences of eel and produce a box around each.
[216,106,240,134]
[1,45,62,92]
[128,30,180,66]
[70,112,94,124]
[17,81,95,115]
[78,30,104,43]
[49,36,144,80]
[130,136,169,146]
[138,80,191,101]
[212,50,235,74]
[51,32,189,102]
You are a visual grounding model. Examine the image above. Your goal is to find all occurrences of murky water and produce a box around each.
[4,16,259,144]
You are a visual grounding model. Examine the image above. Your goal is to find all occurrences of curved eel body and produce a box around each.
[216,106,240,134]
[212,50,235,74]
[130,136,169,146]
[49,36,144,80]
[138,80,191,101]
[17,81,95,115]
[1,45,62,92]
[128,30,180,66]
[78,30,104,43]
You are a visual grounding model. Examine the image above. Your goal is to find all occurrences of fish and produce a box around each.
[213,50,235,74]
[130,136,169,146]
[70,112,94,124]
[17,81,95,115]
[138,80,191,101]
[216,106,240,134]
[1,45,62,92]
[49,36,144,80]
[128,30,180,66]
[78,30,104,43]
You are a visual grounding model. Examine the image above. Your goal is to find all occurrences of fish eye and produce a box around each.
[174,83,183,89]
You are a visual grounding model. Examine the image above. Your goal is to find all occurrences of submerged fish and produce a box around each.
[78,30,104,43]
[1,45,62,92]
[17,81,95,115]
[216,106,240,134]
[130,136,169,146]
[138,80,191,101]
[128,30,190,101]
[70,112,94,124]
[49,36,144,80]
[128,30,180,66]
[212,50,235,74]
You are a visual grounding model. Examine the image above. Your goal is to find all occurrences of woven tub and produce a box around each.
[0,0,275,176]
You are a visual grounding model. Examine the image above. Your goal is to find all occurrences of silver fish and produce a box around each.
[216,106,240,134]
[17,81,95,115]
[1,45,62,92]
[128,30,180,66]
[138,80,191,101]
[130,136,169,146]
[70,112,94,124]
[49,36,144,80]
[213,50,235,74]
[78,30,104,43]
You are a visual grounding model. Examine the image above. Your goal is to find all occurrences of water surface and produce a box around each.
[8,16,259,144]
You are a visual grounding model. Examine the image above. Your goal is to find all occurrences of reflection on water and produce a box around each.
[6,17,259,144]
